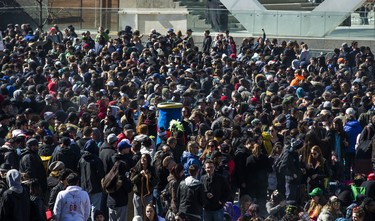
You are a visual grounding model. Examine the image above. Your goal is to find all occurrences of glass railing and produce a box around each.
[0,6,374,39]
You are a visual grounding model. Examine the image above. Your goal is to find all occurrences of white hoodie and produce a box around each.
[53,186,90,221]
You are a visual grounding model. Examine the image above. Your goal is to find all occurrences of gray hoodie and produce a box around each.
[6,169,23,194]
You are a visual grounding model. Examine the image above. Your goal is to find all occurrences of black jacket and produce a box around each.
[19,148,48,192]
[78,151,105,194]
[0,144,19,170]
[0,187,31,221]
[50,145,80,172]
[105,176,132,208]
[200,172,230,211]
[99,142,117,173]
[176,176,206,218]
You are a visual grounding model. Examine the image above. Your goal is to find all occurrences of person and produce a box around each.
[181,141,201,177]
[165,163,184,220]
[144,203,166,221]
[49,169,73,212]
[176,164,206,221]
[202,30,212,54]
[276,138,304,201]
[24,178,47,221]
[360,197,375,221]
[266,190,286,220]
[101,160,132,221]
[317,196,342,221]
[306,145,330,193]
[0,169,31,221]
[343,107,362,180]
[130,153,156,218]
[304,187,324,221]
[200,159,231,221]
[78,140,105,221]
[352,206,365,221]
[53,172,91,221]
[19,138,48,193]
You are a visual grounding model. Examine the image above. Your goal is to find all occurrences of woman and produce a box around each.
[130,153,156,218]
[25,178,47,221]
[195,135,207,157]
[165,164,184,220]
[101,160,132,221]
[245,144,272,205]
[199,139,218,163]
[325,118,349,165]
[317,196,342,221]
[144,203,165,221]
[266,190,286,220]
[304,187,323,221]
[306,145,330,192]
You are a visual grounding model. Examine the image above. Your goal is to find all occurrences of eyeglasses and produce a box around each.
[208,144,215,147]
[311,152,318,156]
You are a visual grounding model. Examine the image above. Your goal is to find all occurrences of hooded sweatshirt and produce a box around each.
[53,185,90,221]
[176,176,206,218]
[0,169,30,221]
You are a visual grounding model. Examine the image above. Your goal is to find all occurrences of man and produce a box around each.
[183,29,194,48]
[0,137,20,170]
[181,141,201,177]
[53,172,90,221]
[19,138,47,193]
[202,30,212,54]
[176,164,206,221]
[50,137,80,172]
[200,159,231,221]
[0,169,30,221]
[79,140,105,221]
[99,133,118,174]
[344,107,363,180]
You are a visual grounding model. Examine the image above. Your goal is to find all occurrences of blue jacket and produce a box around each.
[344,119,363,153]
[181,151,200,177]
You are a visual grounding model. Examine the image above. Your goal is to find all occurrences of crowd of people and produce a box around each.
[0,22,375,221]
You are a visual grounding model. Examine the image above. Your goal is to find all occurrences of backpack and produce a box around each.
[40,155,51,174]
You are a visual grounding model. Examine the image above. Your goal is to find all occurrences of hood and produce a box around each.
[181,151,197,160]
[83,140,99,156]
[6,169,23,194]
[82,151,94,160]
[20,147,34,157]
[185,176,201,187]
[345,120,360,128]
[66,185,83,194]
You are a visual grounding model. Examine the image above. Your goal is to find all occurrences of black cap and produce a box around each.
[26,138,38,147]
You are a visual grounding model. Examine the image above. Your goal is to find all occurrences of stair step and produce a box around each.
[264,3,316,10]
[259,0,312,4]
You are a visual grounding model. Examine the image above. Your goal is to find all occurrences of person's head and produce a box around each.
[140,153,152,169]
[352,206,365,221]
[26,138,39,152]
[187,141,199,155]
[145,203,157,221]
[239,194,252,212]
[204,159,215,176]
[308,145,324,165]
[66,172,79,186]
[309,187,323,202]
[94,210,105,221]
[188,164,199,177]
[361,197,375,213]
